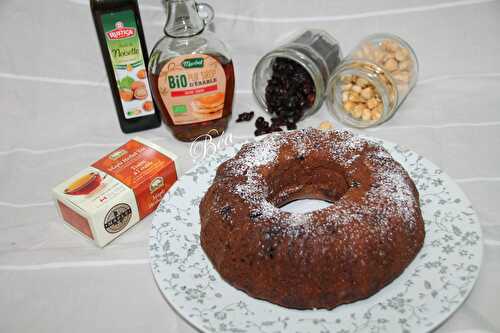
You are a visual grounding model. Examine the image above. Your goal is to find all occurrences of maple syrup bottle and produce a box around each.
[91,0,161,133]
[149,0,235,142]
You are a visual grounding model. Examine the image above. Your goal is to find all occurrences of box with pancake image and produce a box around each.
[52,137,179,247]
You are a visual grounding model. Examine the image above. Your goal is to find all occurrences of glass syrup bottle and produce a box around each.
[149,0,235,142]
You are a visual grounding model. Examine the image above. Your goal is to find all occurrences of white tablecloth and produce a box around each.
[1,0,499,332]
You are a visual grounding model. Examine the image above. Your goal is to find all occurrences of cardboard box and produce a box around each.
[52,137,179,247]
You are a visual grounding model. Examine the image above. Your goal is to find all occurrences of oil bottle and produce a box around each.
[90,0,161,133]
[148,0,235,142]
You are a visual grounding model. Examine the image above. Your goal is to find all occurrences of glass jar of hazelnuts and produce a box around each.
[326,33,419,128]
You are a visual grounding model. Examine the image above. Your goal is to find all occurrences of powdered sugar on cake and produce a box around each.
[200,128,425,309]
[219,128,418,238]
[367,149,418,225]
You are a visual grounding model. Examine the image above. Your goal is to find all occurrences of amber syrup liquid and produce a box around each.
[151,54,235,142]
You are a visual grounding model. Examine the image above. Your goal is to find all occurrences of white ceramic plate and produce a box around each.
[150,138,482,333]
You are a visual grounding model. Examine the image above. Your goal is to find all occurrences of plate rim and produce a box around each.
[149,135,483,333]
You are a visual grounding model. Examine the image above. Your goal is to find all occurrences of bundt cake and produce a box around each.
[200,128,425,309]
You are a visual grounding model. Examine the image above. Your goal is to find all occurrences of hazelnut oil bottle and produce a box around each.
[148,0,235,142]
[91,0,161,133]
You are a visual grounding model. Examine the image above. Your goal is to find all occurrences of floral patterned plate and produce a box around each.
[150,138,482,333]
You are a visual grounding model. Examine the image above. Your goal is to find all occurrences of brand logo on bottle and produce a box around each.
[182,58,204,69]
[106,21,136,40]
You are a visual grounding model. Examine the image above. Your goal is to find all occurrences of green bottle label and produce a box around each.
[102,10,142,68]
[101,10,155,119]
[181,58,205,69]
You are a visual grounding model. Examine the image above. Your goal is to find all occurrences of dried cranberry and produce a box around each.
[249,211,262,219]
[271,117,286,127]
[292,112,303,123]
[236,111,255,122]
[255,116,265,127]
[220,205,232,219]
[351,180,361,188]
[270,124,283,132]
[264,57,315,125]
[254,129,266,136]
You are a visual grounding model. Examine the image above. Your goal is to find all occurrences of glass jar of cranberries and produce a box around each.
[252,30,342,125]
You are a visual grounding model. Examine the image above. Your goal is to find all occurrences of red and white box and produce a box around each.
[52,137,179,247]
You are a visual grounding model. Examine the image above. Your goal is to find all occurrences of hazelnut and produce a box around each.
[361,87,374,100]
[351,84,362,93]
[344,101,355,112]
[137,69,147,79]
[319,121,333,131]
[352,109,362,119]
[356,78,369,88]
[366,98,379,109]
[400,48,410,59]
[395,50,408,61]
[382,53,395,63]
[371,111,382,121]
[342,91,349,103]
[352,104,364,118]
[361,108,371,121]
[349,92,363,103]
[131,80,146,91]
[393,71,410,83]
[134,87,148,100]
[381,40,399,52]
[384,58,398,72]
[373,104,383,114]
[119,89,133,102]
[398,60,411,71]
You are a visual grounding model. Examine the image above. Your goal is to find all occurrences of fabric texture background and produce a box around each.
[0,0,499,332]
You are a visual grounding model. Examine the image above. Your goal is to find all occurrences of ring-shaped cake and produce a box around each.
[200,128,425,309]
